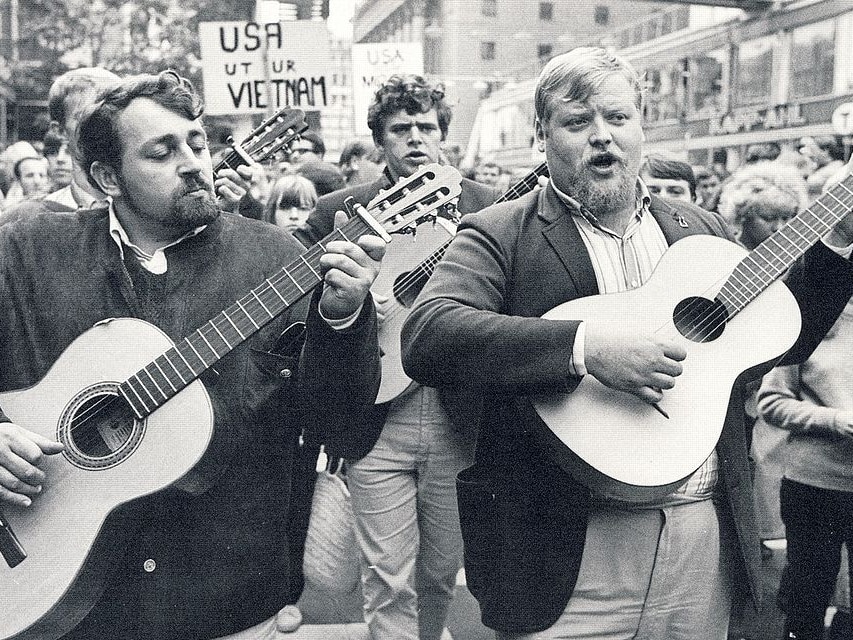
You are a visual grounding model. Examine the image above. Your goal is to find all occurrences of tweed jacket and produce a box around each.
[401,184,853,632]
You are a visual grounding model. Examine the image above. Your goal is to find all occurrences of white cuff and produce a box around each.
[319,303,364,331]
[569,321,587,377]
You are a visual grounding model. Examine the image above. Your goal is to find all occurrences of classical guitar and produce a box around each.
[531,174,853,503]
[0,164,463,640]
[213,106,308,174]
[373,162,550,403]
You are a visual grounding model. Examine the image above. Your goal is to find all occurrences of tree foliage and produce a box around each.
[16,0,255,99]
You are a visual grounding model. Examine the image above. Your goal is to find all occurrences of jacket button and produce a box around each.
[143,559,156,573]
[279,368,292,378]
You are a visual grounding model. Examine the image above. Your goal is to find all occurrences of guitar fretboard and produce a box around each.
[118,216,373,419]
[717,174,853,316]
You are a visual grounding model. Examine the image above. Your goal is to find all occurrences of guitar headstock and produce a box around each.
[367,164,463,235]
[214,107,308,174]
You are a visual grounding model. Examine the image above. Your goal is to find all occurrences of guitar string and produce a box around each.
[658,180,853,343]
[634,177,853,346]
[65,181,457,438]
[680,181,853,341]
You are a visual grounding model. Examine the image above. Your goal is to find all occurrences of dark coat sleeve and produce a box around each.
[298,289,381,451]
[401,201,581,394]
[781,242,853,364]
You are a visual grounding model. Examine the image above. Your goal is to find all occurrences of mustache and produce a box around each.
[586,151,622,166]
[179,176,213,195]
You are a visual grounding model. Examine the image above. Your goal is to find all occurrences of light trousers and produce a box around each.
[347,386,476,640]
[497,499,734,640]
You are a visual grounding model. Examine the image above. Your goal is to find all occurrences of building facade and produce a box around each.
[469,0,853,173]
[353,0,668,151]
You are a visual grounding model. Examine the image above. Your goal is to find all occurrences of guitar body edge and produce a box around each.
[374,220,455,404]
[0,318,214,640]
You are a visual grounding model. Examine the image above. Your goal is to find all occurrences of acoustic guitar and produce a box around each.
[0,164,463,640]
[213,106,307,174]
[373,162,550,403]
[531,173,853,503]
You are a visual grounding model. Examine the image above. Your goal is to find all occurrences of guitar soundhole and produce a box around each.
[59,383,145,470]
[672,296,729,343]
[392,269,429,308]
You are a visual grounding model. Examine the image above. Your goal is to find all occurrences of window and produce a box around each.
[734,36,774,107]
[481,41,496,60]
[539,2,553,21]
[594,6,609,26]
[691,48,728,115]
[482,0,496,17]
[538,44,553,60]
[642,64,684,123]
[790,19,835,99]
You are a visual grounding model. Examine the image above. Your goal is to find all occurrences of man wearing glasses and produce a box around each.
[288,130,326,167]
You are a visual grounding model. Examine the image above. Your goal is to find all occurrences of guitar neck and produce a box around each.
[415,162,551,279]
[214,150,249,174]
[718,174,853,317]
[117,216,375,419]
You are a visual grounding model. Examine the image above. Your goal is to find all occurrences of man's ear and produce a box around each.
[534,118,546,152]
[89,161,122,198]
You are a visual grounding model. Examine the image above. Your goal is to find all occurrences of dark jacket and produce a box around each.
[401,185,853,633]
[305,172,499,459]
[0,207,379,639]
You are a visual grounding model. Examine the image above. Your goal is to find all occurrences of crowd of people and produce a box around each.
[0,46,852,640]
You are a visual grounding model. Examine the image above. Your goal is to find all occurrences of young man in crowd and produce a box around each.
[639,153,696,204]
[306,74,498,640]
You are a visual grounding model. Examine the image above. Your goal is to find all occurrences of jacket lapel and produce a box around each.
[538,185,599,299]
[648,194,696,246]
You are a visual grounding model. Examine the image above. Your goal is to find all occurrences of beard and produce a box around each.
[168,175,219,228]
[562,158,637,219]
[118,173,220,231]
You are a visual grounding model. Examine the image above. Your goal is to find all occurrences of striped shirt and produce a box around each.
[552,179,718,506]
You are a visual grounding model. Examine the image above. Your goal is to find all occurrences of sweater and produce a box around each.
[757,297,853,493]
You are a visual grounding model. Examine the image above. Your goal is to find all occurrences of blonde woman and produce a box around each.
[263,174,318,240]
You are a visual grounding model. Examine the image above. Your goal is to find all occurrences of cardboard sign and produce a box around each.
[351,43,423,136]
[199,21,331,115]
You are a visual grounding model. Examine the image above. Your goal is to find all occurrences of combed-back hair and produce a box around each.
[367,74,451,146]
[640,153,697,200]
[76,70,203,186]
[535,47,643,125]
[48,67,120,132]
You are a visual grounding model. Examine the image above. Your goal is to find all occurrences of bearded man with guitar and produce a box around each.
[402,47,853,640]
[304,75,498,640]
[0,70,386,640]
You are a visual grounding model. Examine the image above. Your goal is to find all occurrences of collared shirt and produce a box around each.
[44,181,103,210]
[551,178,718,505]
[108,204,206,275]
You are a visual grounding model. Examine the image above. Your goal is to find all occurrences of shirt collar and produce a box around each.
[108,202,206,274]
